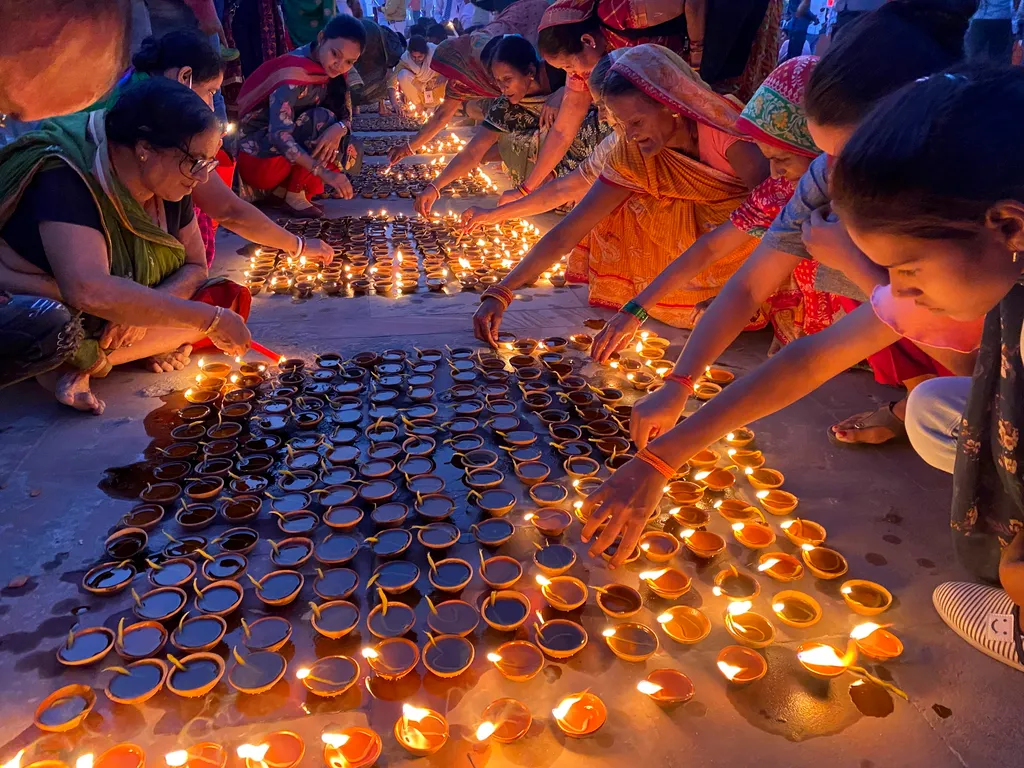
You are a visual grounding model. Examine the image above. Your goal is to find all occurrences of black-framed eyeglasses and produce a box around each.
[180,149,219,177]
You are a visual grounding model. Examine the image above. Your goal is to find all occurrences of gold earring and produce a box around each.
[1014,251,1020,263]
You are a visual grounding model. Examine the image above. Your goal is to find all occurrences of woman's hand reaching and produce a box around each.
[630,381,691,449]
[460,205,497,231]
[580,458,667,568]
[590,311,639,363]
[415,185,440,217]
[472,296,506,348]
[208,308,251,358]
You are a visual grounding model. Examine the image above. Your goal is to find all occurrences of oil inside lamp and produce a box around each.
[637,669,695,704]
[850,622,903,660]
[395,704,448,756]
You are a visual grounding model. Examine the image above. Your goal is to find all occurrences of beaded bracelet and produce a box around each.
[622,299,649,324]
[636,447,675,479]
[663,372,695,393]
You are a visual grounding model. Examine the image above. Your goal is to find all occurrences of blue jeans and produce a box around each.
[905,376,972,474]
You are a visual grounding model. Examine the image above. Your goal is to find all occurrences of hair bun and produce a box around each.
[131,35,163,71]
[884,0,978,56]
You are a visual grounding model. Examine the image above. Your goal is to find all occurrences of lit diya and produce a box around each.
[781,518,826,547]
[639,568,692,599]
[249,570,303,607]
[478,698,532,743]
[166,652,225,697]
[745,467,785,490]
[771,590,823,628]
[115,619,167,661]
[320,729,382,768]
[367,589,416,638]
[309,600,359,639]
[362,638,419,680]
[679,528,727,559]
[240,616,292,653]
[722,602,776,649]
[796,642,855,679]
[714,498,764,523]
[163,743,227,768]
[716,645,767,685]
[637,669,695,705]
[103,659,167,705]
[756,553,804,582]
[756,489,799,515]
[236,732,304,768]
[713,565,761,600]
[602,623,659,662]
[533,544,577,576]
[656,606,711,644]
[487,641,545,682]
[693,467,736,492]
[58,626,114,667]
[473,518,516,547]
[526,507,572,536]
[731,521,776,549]
[850,623,903,660]
[479,551,522,589]
[639,530,681,563]
[595,583,643,618]
[551,692,607,738]
[228,647,287,694]
[423,633,475,678]
[394,704,449,757]
[534,574,587,612]
[171,614,227,653]
[801,544,849,579]
[481,591,531,631]
[534,615,588,659]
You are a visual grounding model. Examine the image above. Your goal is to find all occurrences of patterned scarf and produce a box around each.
[734,55,820,158]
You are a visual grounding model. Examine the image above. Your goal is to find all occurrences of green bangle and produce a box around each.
[622,300,649,324]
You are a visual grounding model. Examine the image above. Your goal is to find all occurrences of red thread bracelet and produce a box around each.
[664,373,695,393]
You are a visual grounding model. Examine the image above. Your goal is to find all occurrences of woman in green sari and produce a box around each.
[0,79,251,415]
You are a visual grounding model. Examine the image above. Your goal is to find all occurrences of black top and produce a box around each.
[1,164,194,275]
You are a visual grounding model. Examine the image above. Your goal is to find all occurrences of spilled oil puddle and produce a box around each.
[849,680,894,718]
[932,704,953,719]
[865,553,888,566]
[97,394,183,501]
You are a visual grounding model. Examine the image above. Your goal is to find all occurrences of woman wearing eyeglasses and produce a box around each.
[0,78,252,415]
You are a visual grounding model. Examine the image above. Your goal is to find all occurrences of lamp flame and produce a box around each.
[321,733,350,749]
[165,751,188,767]
[295,667,310,680]
[717,662,743,681]
[679,529,695,539]
[486,652,502,663]
[402,704,431,723]
[552,695,582,721]
[75,756,93,768]
[475,722,497,741]
[236,744,269,762]
[797,645,852,668]
[639,569,668,581]
[758,558,780,572]
[635,341,643,354]
[694,470,710,481]
[637,680,663,696]
[656,612,673,624]
[601,628,616,638]
[731,523,745,532]
[727,601,753,616]
[535,574,551,586]
[361,647,379,659]
[850,622,882,641]
[755,490,769,499]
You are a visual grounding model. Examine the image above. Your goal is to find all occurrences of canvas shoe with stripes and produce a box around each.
[933,581,1024,673]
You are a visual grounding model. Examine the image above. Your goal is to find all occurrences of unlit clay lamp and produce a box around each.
[731,521,776,550]
[723,602,776,649]
[756,553,804,582]
[801,544,849,580]
[132,587,187,622]
[756,489,799,515]
[552,692,607,738]
[796,642,855,679]
[166,652,225,697]
[423,633,475,678]
[533,544,577,577]
[529,482,569,508]
[309,600,359,639]
[171,613,227,653]
[534,616,588,659]
[241,616,292,653]
[487,641,545,682]
[639,530,681,563]
[639,568,692,599]
[297,656,359,698]
[83,561,136,596]
[713,565,760,600]
[525,508,572,537]
[320,729,382,768]
[362,638,419,680]
[367,589,416,639]
[115,619,167,661]
[57,626,114,667]
[477,698,532,743]
[249,571,303,607]
[716,645,767,685]
[103,659,168,705]
[474,518,516,547]
[369,561,420,594]
[781,518,826,547]
[637,669,695,705]
[595,583,643,618]
[33,683,96,732]
[427,554,473,592]
[535,574,588,611]
[688,448,720,470]
[481,591,531,631]
[416,522,461,550]
[602,623,659,662]
[479,551,522,590]
[426,598,479,637]
[656,606,711,644]
[841,580,893,616]
[228,647,287,694]
[470,488,516,517]
[313,567,359,602]
[394,704,449,757]
[679,528,726,559]
[771,590,823,628]
[193,579,243,616]
[850,623,903,660]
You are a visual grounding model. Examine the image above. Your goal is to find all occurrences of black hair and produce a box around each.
[538,14,601,58]
[426,23,450,42]
[805,0,977,127]
[484,34,541,78]
[833,66,1024,241]
[408,35,429,55]
[316,15,366,123]
[133,30,225,83]
[106,77,217,151]
[321,13,368,47]
[408,23,428,39]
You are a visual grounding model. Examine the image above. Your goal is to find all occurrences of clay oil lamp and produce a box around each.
[801,544,849,579]
[309,600,360,640]
[550,423,583,441]
[114,618,167,661]
[714,498,764,524]
[481,591,531,631]
[166,652,225,697]
[315,485,359,510]
[158,442,200,461]
[276,469,317,492]
[105,527,148,561]
[198,551,248,582]
[269,490,312,514]
[238,616,292,654]
[731,521,777,550]
[473,518,516,547]
[154,460,191,484]
[366,529,412,559]
[476,698,532,744]
[713,565,761,602]
[102,660,168,706]
[756,489,799,515]
[511,459,550,487]
[194,579,244,616]
[756,553,804,582]
[468,488,516,518]
[850,623,903,661]
[228,647,287,695]
[250,570,304,607]
[273,511,318,536]
[358,479,398,505]
[693,466,736,492]
[722,601,776,649]
[175,502,216,531]
[716,645,767,685]
[551,692,606,738]
[369,560,420,594]
[295,656,359,698]
[781,518,826,547]
[688,448,720,471]
[163,743,228,768]
[573,477,604,498]
[524,391,553,411]
[415,522,460,551]
[533,543,576,576]
[183,388,219,406]
[535,574,588,612]
[529,482,569,508]
[569,333,593,350]
[602,622,659,662]
[369,501,409,528]
[564,456,600,480]
[771,590,823,628]
[402,434,437,455]
[694,382,722,401]
[57,626,114,667]
[228,473,268,496]
[120,503,166,533]
[132,586,187,622]
[526,508,573,537]
[840,580,893,616]
[268,537,313,569]
[746,467,785,490]
[143,556,193,589]
[219,495,262,525]
[361,638,419,680]
[664,480,704,505]
[639,567,692,599]
[796,642,855,679]
[427,554,473,593]
[397,456,435,478]
[534,614,588,659]
[170,613,226,653]
[479,551,522,589]
[423,633,475,678]
[591,583,641,619]
[314,533,360,567]
[216,526,259,554]
[704,367,735,385]
[394,704,449,757]
[235,732,304,768]
[637,669,695,705]
[32,683,96,733]
[414,492,455,522]
[487,640,544,682]
[313,567,359,602]
[605,452,635,472]
[407,473,445,496]
[656,606,712,645]
[679,528,727,559]
[638,530,680,563]
[667,505,711,529]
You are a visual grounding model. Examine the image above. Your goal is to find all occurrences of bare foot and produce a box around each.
[147,344,193,373]
[831,400,906,445]
[52,371,105,414]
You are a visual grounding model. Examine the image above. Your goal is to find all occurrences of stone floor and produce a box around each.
[0,159,1020,767]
